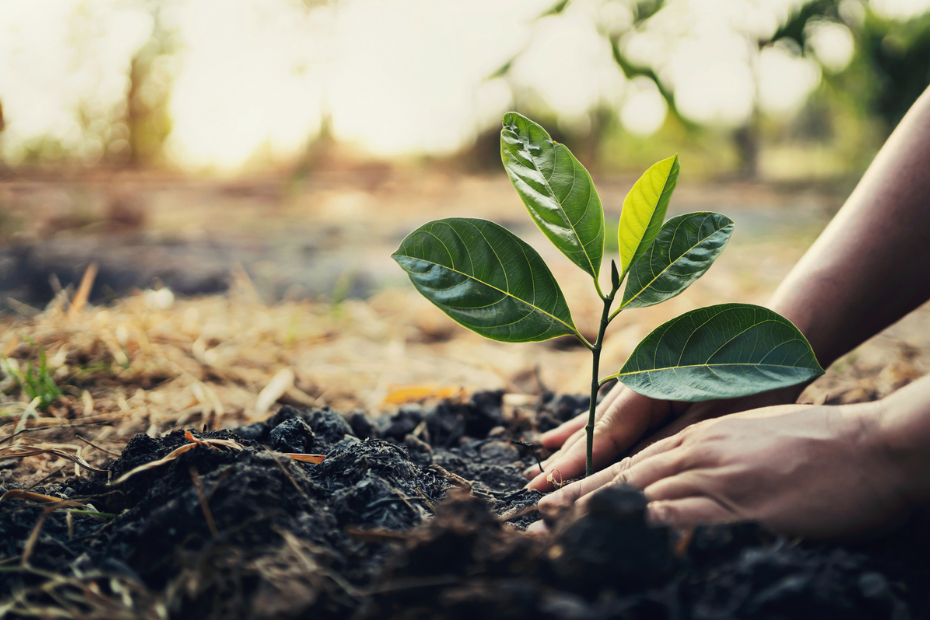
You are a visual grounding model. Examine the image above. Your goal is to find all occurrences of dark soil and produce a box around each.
[1,392,929,619]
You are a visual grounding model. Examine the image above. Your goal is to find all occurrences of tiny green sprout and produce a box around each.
[393,113,824,478]
[2,346,61,412]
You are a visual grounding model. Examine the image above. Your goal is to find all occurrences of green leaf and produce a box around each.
[621,212,733,310]
[500,112,605,281]
[613,304,823,402]
[618,154,679,274]
[392,218,578,343]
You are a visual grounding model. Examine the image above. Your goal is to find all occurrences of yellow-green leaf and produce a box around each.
[618,154,679,274]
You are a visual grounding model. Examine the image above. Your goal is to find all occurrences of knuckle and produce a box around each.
[612,467,632,486]
[683,444,717,468]
[610,457,632,477]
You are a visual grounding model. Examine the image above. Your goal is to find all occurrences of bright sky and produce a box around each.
[0,0,926,170]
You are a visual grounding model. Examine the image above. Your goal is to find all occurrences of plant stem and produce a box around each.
[585,279,619,477]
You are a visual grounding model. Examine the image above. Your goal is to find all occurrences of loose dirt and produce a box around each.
[2,392,929,620]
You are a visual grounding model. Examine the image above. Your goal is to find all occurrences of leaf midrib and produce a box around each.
[621,217,728,309]
[511,129,598,278]
[614,359,815,377]
[621,161,677,273]
[393,253,575,334]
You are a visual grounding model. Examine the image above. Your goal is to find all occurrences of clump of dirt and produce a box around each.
[1,391,929,619]
[374,486,922,620]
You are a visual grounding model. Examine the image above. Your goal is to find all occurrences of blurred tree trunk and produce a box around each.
[0,99,8,177]
[123,11,175,168]
[126,58,143,167]
[733,115,759,178]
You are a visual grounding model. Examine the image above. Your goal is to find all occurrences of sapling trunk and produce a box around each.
[585,261,621,477]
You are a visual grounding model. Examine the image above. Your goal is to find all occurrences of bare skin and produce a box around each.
[529,374,930,537]
[525,84,930,510]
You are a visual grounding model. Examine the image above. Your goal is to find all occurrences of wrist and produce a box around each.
[870,385,930,508]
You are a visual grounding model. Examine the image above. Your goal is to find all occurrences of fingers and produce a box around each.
[644,470,715,501]
[540,385,624,449]
[526,391,670,491]
[537,458,630,510]
[525,421,627,491]
[524,384,632,478]
[523,424,584,479]
[628,430,685,463]
[647,496,738,528]
[570,448,687,515]
[528,385,628,477]
[629,410,701,456]
[526,519,548,535]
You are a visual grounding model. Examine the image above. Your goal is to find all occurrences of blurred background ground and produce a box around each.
[2,0,930,487]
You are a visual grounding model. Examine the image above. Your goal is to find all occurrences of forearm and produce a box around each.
[769,86,930,370]
[875,374,930,508]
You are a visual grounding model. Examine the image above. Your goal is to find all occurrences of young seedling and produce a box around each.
[393,113,824,478]
[1,346,61,411]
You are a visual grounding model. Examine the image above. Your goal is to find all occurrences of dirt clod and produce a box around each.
[2,393,930,620]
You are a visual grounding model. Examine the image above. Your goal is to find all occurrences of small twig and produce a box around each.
[427,464,472,490]
[1,490,84,508]
[1,446,107,474]
[497,504,538,522]
[67,262,98,319]
[511,439,544,473]
[75,435,121,458]
[674,527,696,558]
[14,397,41,434]
[25,465,68,491]
[365,495,431,513]
[0,423,110,446]
[262,446,316,512]
[189,467,218,537]
[68,509,115,519]
[414,487,435,510]
[21,511,50,567]
[486,488,533,501]
[108,443,197,485]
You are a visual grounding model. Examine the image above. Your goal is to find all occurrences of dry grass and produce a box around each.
[1,258,930,620]
[2,259,930,490]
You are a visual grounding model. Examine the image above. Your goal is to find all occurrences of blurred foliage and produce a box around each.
[775,1,930,131]
[763,0,930,173]
[1,2,176,168]
[126,8,177,167]
[1,0,928,178]
[495,0,930,179]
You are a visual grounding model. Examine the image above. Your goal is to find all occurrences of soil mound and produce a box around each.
[1,392,929,619]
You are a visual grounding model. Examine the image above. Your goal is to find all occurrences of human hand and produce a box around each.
[531,401,909,538]
[523,384,672,491]
[524,382,801,492]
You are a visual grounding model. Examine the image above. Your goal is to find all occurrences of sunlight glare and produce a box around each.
[757,42,821,115]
